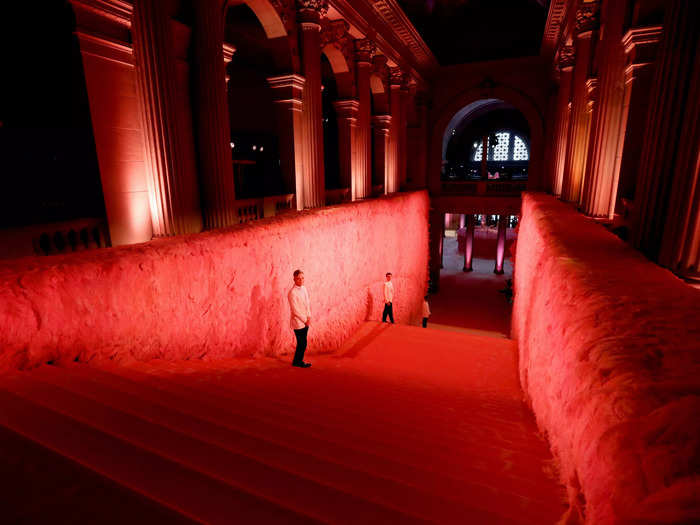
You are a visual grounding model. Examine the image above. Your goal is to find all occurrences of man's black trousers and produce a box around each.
[382,303,395,323]
[293,326,309,364]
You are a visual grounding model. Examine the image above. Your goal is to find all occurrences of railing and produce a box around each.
[440,180,527,196]
[325,188,351,205]
[0,218,109,259]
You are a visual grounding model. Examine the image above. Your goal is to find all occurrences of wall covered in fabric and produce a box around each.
[0,191,429,371]
[512,192,700,524]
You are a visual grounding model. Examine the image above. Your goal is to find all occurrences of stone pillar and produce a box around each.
[561,2,599,204]
[333,99,359,193]
[409,92,430,188]
[371,115,392,193]
[494,214,507,274]
[297,0,327,209]
[459,214,465,229]
[578,76,598,207]
[398,76,410,188]
[463,214,474,272]
[551,46,575,196]
[388,68,403,193]
[633,0,700,272]
[132,0,202,237]
[354,39,374,200]
[581,0,630,219]
[439,216,445,269]
[192,0,236,229]
[267,74,306,209]
[616,26,663,213]
[428,208,443,291]
[223,43,236,85]
[444,213,451,230]
[69,0,153,246]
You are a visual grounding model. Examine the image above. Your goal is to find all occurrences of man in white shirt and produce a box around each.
[382,272,395,324]
[288,269,312,368]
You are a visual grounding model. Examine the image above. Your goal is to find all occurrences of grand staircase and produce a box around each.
[0,323,566,524]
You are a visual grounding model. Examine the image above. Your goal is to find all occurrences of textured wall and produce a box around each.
[0,192,429,371]
[512,193,700,524]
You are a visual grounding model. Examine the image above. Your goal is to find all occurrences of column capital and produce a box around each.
[389,66,405,88]
[296,0,328,25]
[354,38,376,64]
[575,1,600,36]
[333,99,360,119]
[267,74,306,110]
[222,42,237,64]
[320,19,350,46]
[623,25,663,80]
[371,114,392,132]
[557,45,575,71]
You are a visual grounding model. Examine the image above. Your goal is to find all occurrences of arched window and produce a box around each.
[473,131,529,161]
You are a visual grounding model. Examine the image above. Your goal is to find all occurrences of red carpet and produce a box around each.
[0,322,566,524]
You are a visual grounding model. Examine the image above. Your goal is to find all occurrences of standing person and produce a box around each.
[288,269,312,368]
[422,295,431,328]
[382,272,395,324]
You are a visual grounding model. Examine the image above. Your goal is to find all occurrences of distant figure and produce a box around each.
[288,269,312,368]
[422,295,431,328]
[382,272,395,324]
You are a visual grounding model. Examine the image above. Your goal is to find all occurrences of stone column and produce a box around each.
[371,115,392,193]
[192,0,236,229]
[267,74,306,209]
[333,99,359,193]
[439,216,445,269]
[551,46,575,196]
[580,0,630,219]
[429,208,443,292]
[633,0,700,271]
[561,2,599,204]
[463,214,474,272]
[398,76,410,188]
[616,26,663,214]
[578,76,598,207]
[388,68,403,193]
[132,0,202,237]
[354,39,374,200]
[494,214,507,274]
[69,0,153,246]
[297,0,327,209]
[459,214,465,229]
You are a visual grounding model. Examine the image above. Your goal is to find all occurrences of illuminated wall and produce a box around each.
[512,193,700,524]
[0,191,429,371]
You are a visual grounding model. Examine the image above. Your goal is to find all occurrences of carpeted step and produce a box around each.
[0,386,317,525]
[0,424,198,525]
[1,374,430,525]
[31,364,511,525]
[93,364,562,523]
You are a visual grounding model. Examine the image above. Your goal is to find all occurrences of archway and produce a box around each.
[429,85,545,193]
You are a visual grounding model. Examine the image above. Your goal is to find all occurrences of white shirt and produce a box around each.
[384,281,394,303]
[288,285,311,330]
[422,300,431,317]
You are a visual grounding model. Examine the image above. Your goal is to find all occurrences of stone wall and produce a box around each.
[512,193,700,524]
[0,191,429,371]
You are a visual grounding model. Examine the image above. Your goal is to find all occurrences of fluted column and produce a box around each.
[616,26,662,210]
[267,74,306,209]
[371,114,392,193]
[494,214,507,274]
[463,214,474,272]
[459,214,465,229]
[551,46,575,196]
[333,99,359,193]
[354,39,374,200]
[633,0,700,270]
[561,2,599,204]
[193,0,236,229]
[132,0,202,236]
[581,0,629,218]
[578,76,598,206]
[297,0,327,209]
[388,68,403,194]
[398,77,410,188]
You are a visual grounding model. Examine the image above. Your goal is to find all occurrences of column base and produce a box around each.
[494,268,504,275]
[463,266,473,272]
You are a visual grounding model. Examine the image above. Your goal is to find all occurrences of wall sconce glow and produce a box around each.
[230,142,235,149]
[260,146,264,152]
[252,145,257,151]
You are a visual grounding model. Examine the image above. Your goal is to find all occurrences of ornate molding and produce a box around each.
[557,45,575,71]
[371,114,392,132]
[354,38,376,63]
[623,25,663,82]
[296,0,328,24]
[541,0,568,58]
[575,2,600,35]
[389,66,404,87]
[69,0,132,28]
[333,98,360,119]
[372,54,390,87]
[320,19,354,69]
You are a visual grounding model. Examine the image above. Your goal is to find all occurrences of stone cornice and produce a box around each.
[69,0,132,28]
[622,25,663,55]
[541,0,568,59]
[328,0,437,89]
